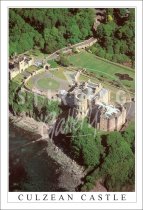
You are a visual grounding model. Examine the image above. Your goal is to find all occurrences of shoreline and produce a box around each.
[9,113,86,191]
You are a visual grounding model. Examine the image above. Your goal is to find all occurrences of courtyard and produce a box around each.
[12,50,135,103]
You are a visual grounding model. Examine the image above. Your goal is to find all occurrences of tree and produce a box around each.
[96,45,106,58]
[63,117,104,167]
[9,9,45,56]
[58,55,70,67]
[93,8,135,67]
[117,8,128,18]
[97,22,116,38]
[10,8,94,55]
[9,80,19,113]
[106,8,114,17]
[101,131,135,191]
[67,19,81,44]
[107,15,113,22]
[122,122,135,152]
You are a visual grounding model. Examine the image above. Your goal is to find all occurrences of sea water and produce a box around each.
[9,124,67,192]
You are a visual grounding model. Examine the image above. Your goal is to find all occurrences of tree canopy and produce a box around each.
[91,8,135,67]
[101,131,135,191]
[9,8,95,56]
[9,80,60,122]
[63,117,104,167]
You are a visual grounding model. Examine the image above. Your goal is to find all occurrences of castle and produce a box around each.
[9,55,34,79]
[58,70,126,132]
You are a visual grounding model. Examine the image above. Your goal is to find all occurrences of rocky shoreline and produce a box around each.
[9,113,86,191]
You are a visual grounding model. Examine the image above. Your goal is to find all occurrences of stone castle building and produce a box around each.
[89,103,126,131]
[58,70,126,132]
[9,55,34,79]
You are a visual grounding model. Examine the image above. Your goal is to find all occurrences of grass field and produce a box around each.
[36,77,60,90]
[13,66,39,85]
[26,65,39,73]
[48,60,58,68]
[13,73,24,85]
[51,68,67,80]
[69,51,135,92]
[79,74,98,83]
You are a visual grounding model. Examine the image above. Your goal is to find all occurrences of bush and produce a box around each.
[86,176,95,184]
[48,60,58,68]
[107,14,113,22]
[90,46,97,54]
[81,182,94,191]
[85,182,94,191]
[113,54,130,64]
[105,53,113,61]
[96,47,106,58]
[58,55,70,67]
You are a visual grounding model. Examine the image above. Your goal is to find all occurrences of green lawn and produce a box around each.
[69,51,135,91]
[48,60,58,68]
[26,79,33,89]
[12,66,39,85]
[26,65,39,73]
[13,73,24,85]
[51,68,67,80]
[79,74,98,83]
[36,78,60,90]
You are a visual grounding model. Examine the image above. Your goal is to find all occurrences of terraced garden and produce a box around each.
[69,51,135,92]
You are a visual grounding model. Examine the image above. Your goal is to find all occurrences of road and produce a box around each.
[47,37,97,61]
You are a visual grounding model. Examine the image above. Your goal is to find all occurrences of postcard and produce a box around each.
[0,1,142,210]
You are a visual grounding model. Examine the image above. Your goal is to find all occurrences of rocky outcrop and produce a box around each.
[9,113,86,191]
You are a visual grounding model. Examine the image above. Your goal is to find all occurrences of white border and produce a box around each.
[1,1,142,210]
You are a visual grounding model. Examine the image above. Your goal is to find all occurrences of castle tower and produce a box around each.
[116,114,122,131]
[108,117,116,131]
[121,106,126,125]
[74,70,82,85]
[19,59,25,73]
[99,116,108,131]
[75,93,88,119]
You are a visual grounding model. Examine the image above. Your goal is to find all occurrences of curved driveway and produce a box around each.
[29,71,69,92]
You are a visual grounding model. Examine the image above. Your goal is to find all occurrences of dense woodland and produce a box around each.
[9,8,94,55]
[62,117,135,192]
[91,8,135,67]
[9,8,135,67]
[9,80,60,122]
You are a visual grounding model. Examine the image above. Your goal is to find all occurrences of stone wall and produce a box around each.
[75,38,97,50]
[108,117,116,132]
[24,68,45,87]
[99,106,126,131]
[100,90,110,104]
[99,117,108,131]
[76,97,89,119]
